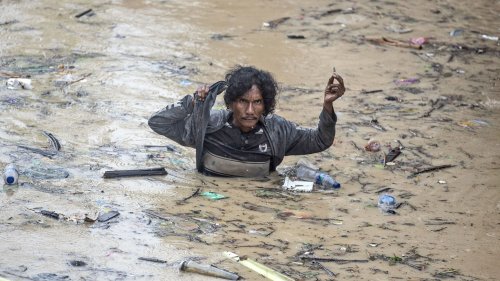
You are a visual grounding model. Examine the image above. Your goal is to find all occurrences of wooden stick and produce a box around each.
[408,165,455,178]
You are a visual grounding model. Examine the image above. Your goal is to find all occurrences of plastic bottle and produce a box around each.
[378,194,396,213]
[4,164,19,185]
[296,165,341,189]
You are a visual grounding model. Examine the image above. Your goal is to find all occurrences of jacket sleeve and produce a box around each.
[282,109,337,155]
[148,94,197,148]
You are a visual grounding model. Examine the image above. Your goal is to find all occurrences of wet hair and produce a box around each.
[224,65,278,115]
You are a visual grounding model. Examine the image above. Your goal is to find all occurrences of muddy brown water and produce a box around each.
[1,0,499,280]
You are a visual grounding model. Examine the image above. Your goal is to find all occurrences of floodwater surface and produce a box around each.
[1,0,499,280]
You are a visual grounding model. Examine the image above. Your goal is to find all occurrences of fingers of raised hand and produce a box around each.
[326,84,344,94]
[196,84,209,101]
[333,73,344,86]
[326,73,345,87]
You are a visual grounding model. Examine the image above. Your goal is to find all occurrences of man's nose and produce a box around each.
[246,102,255,114]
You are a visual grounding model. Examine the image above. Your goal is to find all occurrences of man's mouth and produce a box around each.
[242,117,257,121]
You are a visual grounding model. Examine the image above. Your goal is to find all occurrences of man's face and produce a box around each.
[230,85,265,133]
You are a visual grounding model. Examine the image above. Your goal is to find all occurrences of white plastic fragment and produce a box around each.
[481,34,499,41]
[282,176,313,192]
[6,78,32,90]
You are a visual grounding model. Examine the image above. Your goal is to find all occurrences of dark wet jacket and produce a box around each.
[148,81,337,173]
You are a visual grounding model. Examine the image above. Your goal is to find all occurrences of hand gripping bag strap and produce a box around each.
[193,81,227,172]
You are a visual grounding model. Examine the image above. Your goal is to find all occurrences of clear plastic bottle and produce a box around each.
[4,164,19,185]
[296,165,340,189]
[378,194,396,213]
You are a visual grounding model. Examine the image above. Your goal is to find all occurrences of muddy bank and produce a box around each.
[1,0,499,280]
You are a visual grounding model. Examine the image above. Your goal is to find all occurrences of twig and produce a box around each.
[375,187,393,194]
[177,188,201,204]
[408,164,455,178]
[18,145,58,158]
[66,73,91,85]
[425,221,456,226]
[43,131,61,151]
[300,256,368,264]
[367,37,423,49]
[458,147,473,159]
[430,227,447,232]
[75,9,93,18]
[361,89,383,94]
[312,261,337,277]
[143,210,171,221]
[350,141,362,151]
[138,257,167,264]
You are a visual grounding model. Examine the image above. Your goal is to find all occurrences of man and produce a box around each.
[148,65,345,177]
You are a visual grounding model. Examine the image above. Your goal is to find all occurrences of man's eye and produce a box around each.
[254,100,263,105]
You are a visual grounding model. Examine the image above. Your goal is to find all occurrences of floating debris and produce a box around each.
[262,17,290,28]
[103,167,167,178]
[97,210,120,222]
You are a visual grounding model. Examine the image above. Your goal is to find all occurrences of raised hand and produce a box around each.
[195,84,209,102]
[324,73,345,103]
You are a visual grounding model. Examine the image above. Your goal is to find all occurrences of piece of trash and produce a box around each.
[361,89,383,94]
[3,163,19,185]
[394,78,420,86]
[97,210,120,222]
[180,260,239,280]
[242,202,278,213]
[24,166,69,179]
[75,9,94,18]
[68,260,87,267]
[450,29,464,37]
[369,243,379,247]
[40,210,60,220]
[180,79,192,86]
[201,191,227,200]
[6,78,32,90]
[287,34,306,39]
[43,131,61,151]
[224,251,294,281]
[248,228,275,237]
[18,145,58,158]
[282,177,313,192]
[458,119,489,128]
[84,214,97,223]
[103,167,167,178]
[296,162,340,189]
[210,33,234,40]
[384,147,401,163]
[438,180,447,184]
[364,139,381,152]
[408,164,455,178]
[367,37,422,49]
[410,37,429,46]
[481,34,499,41]
[138,257,167,264]
[378,194,396,214]
[54,73,91,87]
[385,24,413,34]
[262,17,290,28]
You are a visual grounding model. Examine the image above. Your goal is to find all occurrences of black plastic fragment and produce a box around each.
[97,211,120,222]
[69,260,87,267]
[103,167,167,178]
[40,210,60,219]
